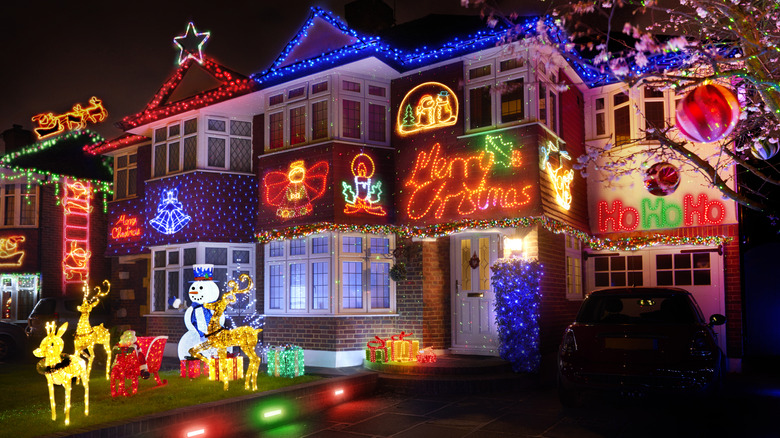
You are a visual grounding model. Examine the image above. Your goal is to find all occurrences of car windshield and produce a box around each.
[577,294,700,324]
[30,299,56,316]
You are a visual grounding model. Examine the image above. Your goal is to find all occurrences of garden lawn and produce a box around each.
[0,361,320,438]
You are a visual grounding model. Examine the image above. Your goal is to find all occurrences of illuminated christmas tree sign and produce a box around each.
[32,97,107,140]
[397,82,458,136]
[342,153,386,216]
[0,235,25,267]
[404,135,532,220]
[149,187,192,234]
[263,160,329,219]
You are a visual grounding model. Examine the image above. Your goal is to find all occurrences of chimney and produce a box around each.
[1,125,35,156]
[345,0,394,35]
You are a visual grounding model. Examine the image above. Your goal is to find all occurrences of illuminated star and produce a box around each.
[173,22,210,65]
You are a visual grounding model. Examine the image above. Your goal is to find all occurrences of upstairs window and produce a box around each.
[1,184,38,227]
[465,55,529,132]
[153,118,197,178]
[613,91,631,146]
[643,87,666,133]
[114,151,138,201]
[206,117,252,172]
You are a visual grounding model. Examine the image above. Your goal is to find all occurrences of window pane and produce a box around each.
[214,268,227,290]
[207,137,226,167]
[233,250,250,265]
[312,236,328,254]
[656,254,673,270]
[205,247,228,265]
[370,262,390,309]
[594,257,609,272]
[183,136,197,171]
[154,144,166,177]
[230,138,252,172]
[595,272,610,287]
[230,120,251,137]
[290,106,306,145]
[596,113,606,136]
[343,237,362,253]
[675,270,692,285]
[611,272,626,286]
[117,155,128,168]
[154,250,166,268]
[290,239,306,256]
[153,270,165,311]
[342,261,363,309]
[469,65,491,79]
[627,256,642,270]
[614,92,629,106]
[154,127,167,143]
[168,142,180,173]
[116,169,127,199]
[368,85,386,97]
[657,270,674,286]
[499,58,523,71]
[539,83,547,125]
[312,262,329,310]
[269,241,284,257]
[168,251,179,265]
[169,124,180,137]
[20,192,35,226]
[128,168,137,196]
[208,119,226,132]
[184,118,197,135]
[693,270,711,285]
[184,248,197,265]
[183,268,194,305]
[550,91,558,133]
[269,112,284,149]
[368,103,386,142]
[343,80,360,92]
[290,263,306,310]
[343,100,361,139]
[167,271,179,309]
[627,271,644,286]
[614,105,630,146]
[270,94,284,106]
[469,86,492,129]
[269,265,284,309]
[693,253,710,269]
[311,101,328,140]
[312,81,328,94]
[645,101,665,131]
[595,98,605,111]
[288,87,305,99]
[501,78,524,123]
[674,254,691,269]
[610,256,626,271]
[370,238,389,255]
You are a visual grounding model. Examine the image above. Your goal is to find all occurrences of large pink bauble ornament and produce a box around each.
[675,83,740,143]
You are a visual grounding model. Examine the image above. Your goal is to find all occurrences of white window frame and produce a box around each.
[464,52,531,133]
[149,242,256,314]
[113,149,138,201]
[0,183,39,227]
[536,66,560,136]
[639,85,672,133]
[151,118,198,178]
[204,116,253,173]
[565,235,583,301]
[264,232,396,315]
[0,273,40,322]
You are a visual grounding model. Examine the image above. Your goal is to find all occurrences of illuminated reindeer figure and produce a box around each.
[33,322,90,425]
[74,280,112,380]
[189,274,262,391]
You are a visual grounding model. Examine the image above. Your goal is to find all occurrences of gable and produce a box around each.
[276,16,360,69]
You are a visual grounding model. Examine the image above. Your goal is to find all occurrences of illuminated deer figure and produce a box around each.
[74,280,112,380]
[189,274,262,391]
[33,322,89,425]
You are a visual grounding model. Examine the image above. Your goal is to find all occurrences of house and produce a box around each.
[0,127,112,323]
[89,5,742,370]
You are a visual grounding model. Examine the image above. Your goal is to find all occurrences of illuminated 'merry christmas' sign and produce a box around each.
[0,235,26,267]
[32,97,107,140]
[404,136,532,220]
[149,187,191,235]
[598,193,726,232]
[397,82,458,136]
[342,153,386,216]
[264,160,329,219]
[110,214,142,240]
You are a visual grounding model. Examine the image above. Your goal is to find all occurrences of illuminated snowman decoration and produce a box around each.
[177,264,224,360]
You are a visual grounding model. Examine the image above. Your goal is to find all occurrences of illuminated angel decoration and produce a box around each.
[342,153,386,216]
[149,187,191,234]
[263,160,329,219]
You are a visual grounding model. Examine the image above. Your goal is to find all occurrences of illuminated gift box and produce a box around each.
[388,331,418,362]
[267,345,304,378]
[205,356,244,381]
[417,347,437,363]
[179,359,205,378]
[365,336,388,363]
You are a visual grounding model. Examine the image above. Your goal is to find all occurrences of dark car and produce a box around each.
[25,296,112,343]
[557,287,726,406]
[0,321,28,361]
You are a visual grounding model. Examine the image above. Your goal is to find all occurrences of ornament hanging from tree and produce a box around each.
[750,141,779,160]
[675,83,740,143]
[643,162,681,196]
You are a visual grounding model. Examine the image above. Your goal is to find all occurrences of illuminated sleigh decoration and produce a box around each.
[110,335,168,397]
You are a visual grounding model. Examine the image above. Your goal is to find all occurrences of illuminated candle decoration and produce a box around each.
[33,322,90,425]
[267,345,305,378]
[32,96,107,140]
[539,142,573,210]
[74,281,112,381]
[342,153,386,216]
[62,179,93,288]
[110,214,142,241]
[149,187,192,235]
[0,235,26,266]
[263,160,329,219]
[405,143,532,220]
[397,82,458,135]
[173,22,210,65]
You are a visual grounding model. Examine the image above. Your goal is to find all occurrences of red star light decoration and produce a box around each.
[173,22,210,65]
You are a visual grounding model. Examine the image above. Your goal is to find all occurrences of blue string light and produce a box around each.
[491,257,542,373]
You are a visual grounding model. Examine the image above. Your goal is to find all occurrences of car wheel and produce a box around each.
[557,374,582,408]
[0,335,15,361]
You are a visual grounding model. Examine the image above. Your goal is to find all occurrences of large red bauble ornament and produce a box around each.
[675,83,740,143]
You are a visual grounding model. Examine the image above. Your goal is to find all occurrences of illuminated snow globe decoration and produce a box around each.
[644,162,681,196]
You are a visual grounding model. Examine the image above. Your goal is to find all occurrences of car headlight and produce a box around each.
[561,329,577,355]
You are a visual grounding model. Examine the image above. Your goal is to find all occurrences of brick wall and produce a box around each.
[111,257,151,335]
[422,237,451,349]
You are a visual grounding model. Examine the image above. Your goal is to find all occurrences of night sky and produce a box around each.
[1,0,541,143]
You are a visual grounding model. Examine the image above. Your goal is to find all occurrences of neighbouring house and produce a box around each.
[0,127,112,323]
[89,4,742,370]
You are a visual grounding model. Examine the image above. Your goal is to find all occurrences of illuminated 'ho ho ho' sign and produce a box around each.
[397,82,458,136]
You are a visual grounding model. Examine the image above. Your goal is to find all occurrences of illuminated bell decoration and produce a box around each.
[675,83,740,143]
[644,162,681,196]
[750,141,780,160]
[149,187,191,235]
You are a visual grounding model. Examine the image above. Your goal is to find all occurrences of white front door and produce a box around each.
[451,234,499,355]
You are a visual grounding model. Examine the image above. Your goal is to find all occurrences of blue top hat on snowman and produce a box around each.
[193,264,214,281]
